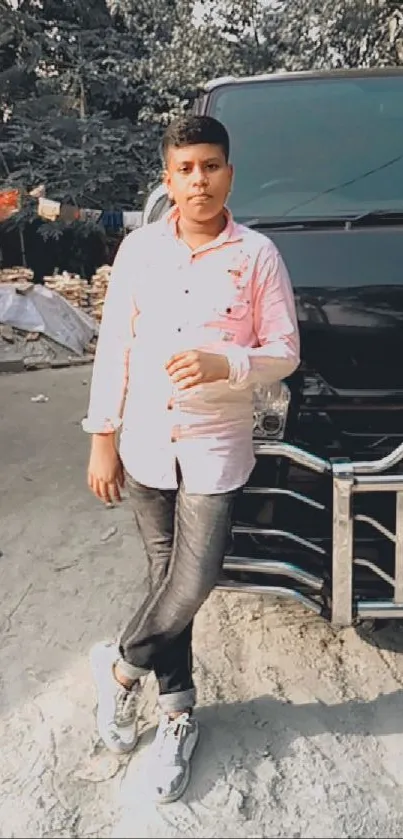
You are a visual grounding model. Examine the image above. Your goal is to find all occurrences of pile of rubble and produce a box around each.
[0,265,104,372]
[87,265,111,322]
[43,271,90,310]
[0,267,34,285]
[43,265,111,322]
[0,323,95,372]
[0,264,112,323]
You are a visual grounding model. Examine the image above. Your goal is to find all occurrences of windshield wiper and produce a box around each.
[245,211,403,232]
[281,154,403,217]
[346,209,403,227]
[244,216,348,231]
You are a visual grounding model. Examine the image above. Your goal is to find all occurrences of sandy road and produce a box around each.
[2,366,403,838]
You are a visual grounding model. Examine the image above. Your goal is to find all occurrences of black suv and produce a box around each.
[143,67,403,628]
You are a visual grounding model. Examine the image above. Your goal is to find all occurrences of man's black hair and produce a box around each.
[162,115,230,164]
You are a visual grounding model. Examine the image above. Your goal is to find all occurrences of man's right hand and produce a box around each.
[87,434,125,503]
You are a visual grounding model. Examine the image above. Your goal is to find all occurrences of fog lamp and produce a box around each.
[253,381,291,440]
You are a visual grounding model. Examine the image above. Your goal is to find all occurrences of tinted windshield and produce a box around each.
[207,75,403,220]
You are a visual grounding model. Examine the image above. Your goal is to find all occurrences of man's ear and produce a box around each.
[163,170,173,202]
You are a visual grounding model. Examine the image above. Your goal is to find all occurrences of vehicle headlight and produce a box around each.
[253,381,291,440]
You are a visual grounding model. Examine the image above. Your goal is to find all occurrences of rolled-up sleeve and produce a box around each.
[225,242,300,388]
[82,233,138,434]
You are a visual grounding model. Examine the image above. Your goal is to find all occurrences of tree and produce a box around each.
[0,0,155,217]
[0,0,42,118]
[2,0,402,276]
[1,0,260,214]
[265,0,403,71]
[197,0,278,74]
[322,0,403,67]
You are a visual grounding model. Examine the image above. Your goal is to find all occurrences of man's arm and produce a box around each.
[225,243,300,389]
[82,234,138,435]
[166,243,299,392]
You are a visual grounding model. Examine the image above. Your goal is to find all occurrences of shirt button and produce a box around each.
[177,327,182,332]
[226,307,232,313]
[185,289,189,294]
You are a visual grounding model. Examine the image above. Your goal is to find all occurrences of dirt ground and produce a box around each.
[2,366,403,838]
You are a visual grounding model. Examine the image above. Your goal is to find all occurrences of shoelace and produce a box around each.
[115,685,137,726]
[156,713,192,764]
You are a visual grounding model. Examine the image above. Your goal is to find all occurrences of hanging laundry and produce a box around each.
[38,197,61,222]
[0,189,20,222]
[100,210,123,232]
[79,208,102,224]
[29,184,46,199]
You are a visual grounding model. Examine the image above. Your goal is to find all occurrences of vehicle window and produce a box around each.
[208,76,403,219]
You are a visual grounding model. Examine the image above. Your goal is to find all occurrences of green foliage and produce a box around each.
[0,0,402,236]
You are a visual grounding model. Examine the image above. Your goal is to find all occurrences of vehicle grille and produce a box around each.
[297,403,403,464]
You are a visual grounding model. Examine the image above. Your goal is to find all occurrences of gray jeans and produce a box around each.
[118,467,237,714]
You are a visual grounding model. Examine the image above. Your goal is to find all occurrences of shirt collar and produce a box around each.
[164,204,243,251]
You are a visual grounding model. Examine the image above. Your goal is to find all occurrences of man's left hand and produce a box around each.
[166,350,229,390]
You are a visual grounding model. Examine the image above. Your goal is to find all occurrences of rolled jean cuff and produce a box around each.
[117,655,149,682]
[158,688,196,714]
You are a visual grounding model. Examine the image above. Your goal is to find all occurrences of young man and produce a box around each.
[83,115,300,803]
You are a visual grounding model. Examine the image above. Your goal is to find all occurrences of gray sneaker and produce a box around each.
[150,712,199,804]
[90,641,139,755]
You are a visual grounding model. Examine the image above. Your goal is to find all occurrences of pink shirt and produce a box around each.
[83,208,300,493]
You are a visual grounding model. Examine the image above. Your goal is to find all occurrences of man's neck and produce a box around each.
[177,211,227,251]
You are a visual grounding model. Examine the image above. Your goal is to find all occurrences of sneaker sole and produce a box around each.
[155,725,200,805]
[96,719,139,755]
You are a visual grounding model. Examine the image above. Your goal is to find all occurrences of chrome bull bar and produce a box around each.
[218,440,403,627]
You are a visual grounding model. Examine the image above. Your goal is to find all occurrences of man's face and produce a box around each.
[164,143,233,222]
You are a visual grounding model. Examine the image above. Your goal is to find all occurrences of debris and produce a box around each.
[101,525,118,542]
[43,264,111,322]
[31,393,49,403]
[54,562,78,572]
[1,263,111,325]
[44,270,90,310]
[0,325,78,371]
[0,282,97,354]
[85,338,97,354]
[87,265,111,323]
[0,324,14,342]
[15,282,34,295]
[0,267,34,284]
[0,263,110,372]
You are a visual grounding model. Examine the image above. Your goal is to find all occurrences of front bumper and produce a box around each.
[218,440,403,626]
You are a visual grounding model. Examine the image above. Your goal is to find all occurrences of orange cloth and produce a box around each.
[0,189,20,222]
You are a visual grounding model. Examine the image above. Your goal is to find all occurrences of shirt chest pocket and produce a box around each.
[219,298,250,321]
[211,283,251,323]
[207,253,253,323]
